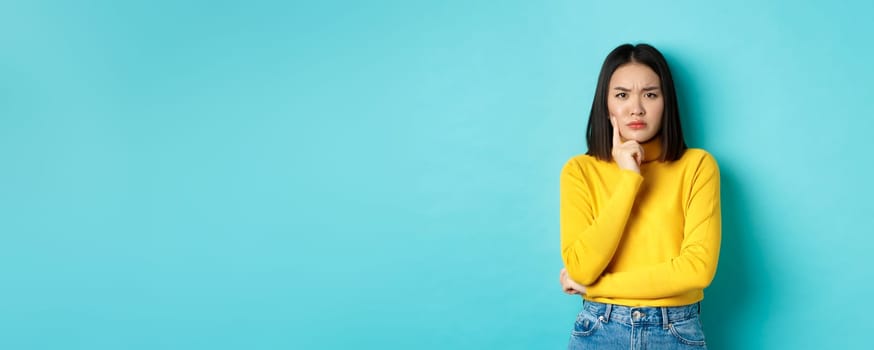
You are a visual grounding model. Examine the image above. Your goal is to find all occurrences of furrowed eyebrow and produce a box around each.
[612,86,660,91]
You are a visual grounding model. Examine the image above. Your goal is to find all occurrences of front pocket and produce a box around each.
[571,309,602,337]
[668,317,706,346]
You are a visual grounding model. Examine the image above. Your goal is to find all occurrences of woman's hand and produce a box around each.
[560,268,587,295]
[610,116,644,173]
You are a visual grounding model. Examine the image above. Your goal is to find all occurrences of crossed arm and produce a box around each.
[559,155,721,299]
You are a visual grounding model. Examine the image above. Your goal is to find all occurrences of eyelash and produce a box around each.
[614,93,659,99]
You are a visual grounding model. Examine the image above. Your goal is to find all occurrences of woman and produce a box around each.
[559,43,720,349]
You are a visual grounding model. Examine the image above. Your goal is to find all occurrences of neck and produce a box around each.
[640,135,663,163]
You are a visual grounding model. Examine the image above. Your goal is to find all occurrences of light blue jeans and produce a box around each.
[568,300,707,350]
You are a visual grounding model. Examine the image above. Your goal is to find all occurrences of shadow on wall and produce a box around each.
[699,165,770,350]
[668,51,773,350]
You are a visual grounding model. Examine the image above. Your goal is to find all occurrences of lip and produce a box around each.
[626,121,647,130]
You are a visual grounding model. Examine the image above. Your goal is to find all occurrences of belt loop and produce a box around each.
[661,307,669,329]
[603,304,612,323]
[697,302,701,315]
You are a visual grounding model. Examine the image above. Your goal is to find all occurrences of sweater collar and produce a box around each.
[641,135,663,163]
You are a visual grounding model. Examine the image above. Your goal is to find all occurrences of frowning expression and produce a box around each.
[607,63,664,143]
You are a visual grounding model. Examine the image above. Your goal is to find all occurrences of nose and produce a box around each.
[630,96,645,117]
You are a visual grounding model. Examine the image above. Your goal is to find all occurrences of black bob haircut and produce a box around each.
[585,43,687,162]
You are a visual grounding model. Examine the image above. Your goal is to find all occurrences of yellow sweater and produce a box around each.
[560,137,721,307]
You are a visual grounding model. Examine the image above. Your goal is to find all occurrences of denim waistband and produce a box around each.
[583,300,700,327]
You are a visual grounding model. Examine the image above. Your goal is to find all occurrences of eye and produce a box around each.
[615,92,627,99]
[645,92,659,99]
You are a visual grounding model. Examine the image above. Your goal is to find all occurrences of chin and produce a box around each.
[627,131,656,143]
[634,138,651,143]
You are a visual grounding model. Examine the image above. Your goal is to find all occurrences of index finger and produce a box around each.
[610,116,620,148]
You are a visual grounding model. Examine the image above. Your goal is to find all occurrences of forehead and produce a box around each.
[609,63,660,86]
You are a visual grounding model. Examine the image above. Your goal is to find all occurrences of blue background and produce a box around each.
[2,0,872,349]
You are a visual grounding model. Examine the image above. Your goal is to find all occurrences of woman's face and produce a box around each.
[607,63,664,143]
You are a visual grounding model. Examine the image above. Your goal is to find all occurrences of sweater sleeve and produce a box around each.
[561,158,644,285]
[584,154,721,299]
